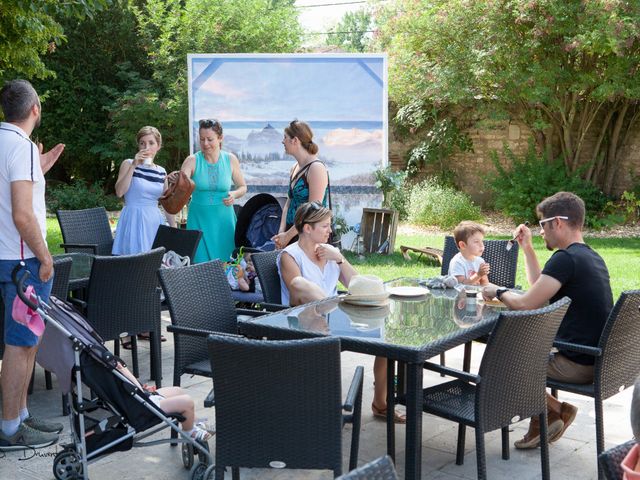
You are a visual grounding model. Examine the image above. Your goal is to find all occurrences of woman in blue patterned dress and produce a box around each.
[272,120,329,249]
[112,126,175,256]
[179,119,246,263]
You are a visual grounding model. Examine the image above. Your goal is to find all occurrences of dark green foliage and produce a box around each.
[47,180,122,212]
[32,1,150,188]
[486,142,607,226]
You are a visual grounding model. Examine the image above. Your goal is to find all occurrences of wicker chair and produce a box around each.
[151,225,202,262]
[252,250,281,303]
[413,297,571,480]
[440,236,519,288]
[41,256,74,392]
[56,207,114,255]
[599,440,636,480]
[75,248,164,382]
[206,335,363,479]
[337,455,398,480]
[157,260,266,390]
[548,290,640,478]
[440,236,519,371]
[51,256,73,301]
[251,250,290,312]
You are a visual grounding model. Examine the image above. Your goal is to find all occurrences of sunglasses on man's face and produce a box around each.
[539,216,569,230]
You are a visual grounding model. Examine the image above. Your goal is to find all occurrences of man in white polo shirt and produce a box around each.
[0,79,65,451]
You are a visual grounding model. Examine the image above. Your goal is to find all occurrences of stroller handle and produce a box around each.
[12,262,39,311]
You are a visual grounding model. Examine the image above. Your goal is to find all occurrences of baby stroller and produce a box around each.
[234,193,286,253]
[11,264,215,480]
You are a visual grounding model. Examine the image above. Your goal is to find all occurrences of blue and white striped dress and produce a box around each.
[112,160,167,255]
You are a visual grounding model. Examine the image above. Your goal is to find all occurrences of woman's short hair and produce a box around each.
[536,191,585,229]
[199,118,223,137]
[284,120,318,155]
[136,126,162,148]
[294,201,332,233]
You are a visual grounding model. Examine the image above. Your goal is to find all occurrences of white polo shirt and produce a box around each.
[0,122,47,260]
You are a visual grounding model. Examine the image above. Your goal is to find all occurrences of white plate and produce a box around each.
[387,286,430,297]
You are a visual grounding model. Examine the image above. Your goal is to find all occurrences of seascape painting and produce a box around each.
[187,54,388,225]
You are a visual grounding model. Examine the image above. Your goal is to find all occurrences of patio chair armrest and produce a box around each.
[423,361,480,383]
[343,366,364,413]
[167,325,242,339]
[68,297,87,310]
[203,388,215,408]
[553,340,602,357]
[236,308,268,317]
[60,243,99,254]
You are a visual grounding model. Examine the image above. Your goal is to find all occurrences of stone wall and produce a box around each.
[389,116,640,205]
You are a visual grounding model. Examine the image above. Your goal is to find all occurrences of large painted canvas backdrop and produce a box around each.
[188,54,387,225]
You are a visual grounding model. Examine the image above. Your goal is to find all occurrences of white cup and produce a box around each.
[142,157,153,165]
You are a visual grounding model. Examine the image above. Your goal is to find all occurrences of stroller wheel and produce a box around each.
[53,449,83,480]
[189,461,207,480]
[181,442,194,469]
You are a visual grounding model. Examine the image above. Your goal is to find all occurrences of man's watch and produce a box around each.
[496,287,508,300]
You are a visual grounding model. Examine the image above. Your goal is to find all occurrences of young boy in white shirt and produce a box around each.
[448,221,490,285]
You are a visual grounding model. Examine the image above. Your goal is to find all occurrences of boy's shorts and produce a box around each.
[0,257,52,347]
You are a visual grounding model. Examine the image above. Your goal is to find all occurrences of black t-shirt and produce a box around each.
[542,243,613,365]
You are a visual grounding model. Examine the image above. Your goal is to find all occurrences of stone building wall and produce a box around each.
[389,116,640,205]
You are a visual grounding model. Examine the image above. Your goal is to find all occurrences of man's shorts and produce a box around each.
[0,257,52,347]
[547,351,594,384]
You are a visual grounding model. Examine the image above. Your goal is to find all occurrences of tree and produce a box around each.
[376,0,640,195]
[0,0,109,80]
[31,1,150,187]
[326,9,374,53]
[103,0,302,173]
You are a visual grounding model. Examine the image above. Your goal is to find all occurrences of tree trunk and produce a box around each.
[603,101,629,195]
[586,109,614,183]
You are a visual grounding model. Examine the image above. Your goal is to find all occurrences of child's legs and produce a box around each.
[158,393,196,430]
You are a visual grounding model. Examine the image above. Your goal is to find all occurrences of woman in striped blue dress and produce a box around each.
[112,126,175,255]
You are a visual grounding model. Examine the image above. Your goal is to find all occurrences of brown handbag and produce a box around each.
[159,171,195,214]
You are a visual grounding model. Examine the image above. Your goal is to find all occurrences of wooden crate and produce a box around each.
[360,208,399,254]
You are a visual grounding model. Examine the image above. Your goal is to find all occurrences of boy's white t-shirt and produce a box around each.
[0,122,47,259]
[448,252,485,280]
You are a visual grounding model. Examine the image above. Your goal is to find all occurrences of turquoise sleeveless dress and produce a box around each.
[187,150,236,262]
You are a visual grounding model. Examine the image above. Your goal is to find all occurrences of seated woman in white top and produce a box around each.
[277,201,355,305]
[278,202,406,423]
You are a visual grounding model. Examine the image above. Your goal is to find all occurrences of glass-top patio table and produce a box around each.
[237,278,507,480]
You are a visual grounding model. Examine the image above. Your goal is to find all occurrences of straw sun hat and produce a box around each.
[341,274,389,307]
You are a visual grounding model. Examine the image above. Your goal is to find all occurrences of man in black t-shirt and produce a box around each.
[483,191,613,450]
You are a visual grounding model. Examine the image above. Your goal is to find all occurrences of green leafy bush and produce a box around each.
[485,143,607,226]
[407,178,482,229]
[47,180,122,213]
[374,166,410,220]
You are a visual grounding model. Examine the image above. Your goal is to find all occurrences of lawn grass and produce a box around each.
[46,219,639,299]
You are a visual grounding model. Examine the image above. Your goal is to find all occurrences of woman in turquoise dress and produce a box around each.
[271,120,329,249]
[179,119,246,263]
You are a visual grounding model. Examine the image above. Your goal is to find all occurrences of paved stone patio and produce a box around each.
[0,311,633,479]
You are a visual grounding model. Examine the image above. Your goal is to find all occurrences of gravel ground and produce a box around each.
[398,211,640,238]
